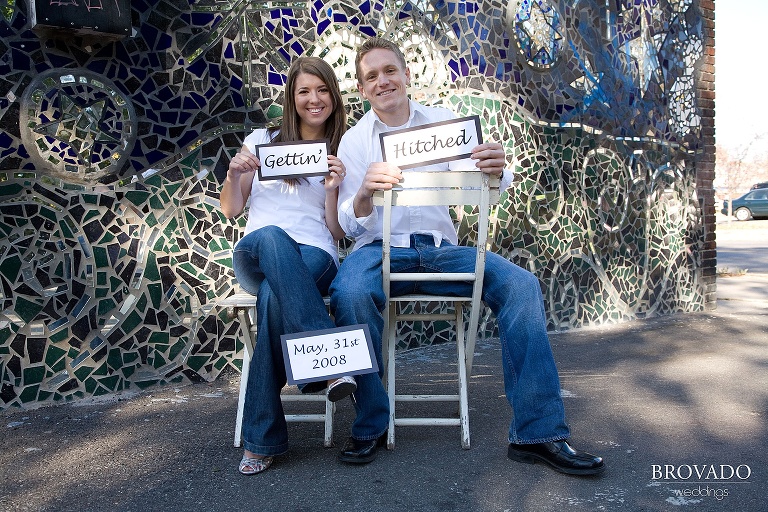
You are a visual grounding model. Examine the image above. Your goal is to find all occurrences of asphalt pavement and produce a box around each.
[1,222,766,512]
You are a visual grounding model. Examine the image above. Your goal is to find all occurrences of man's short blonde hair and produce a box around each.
[355,37,408,81]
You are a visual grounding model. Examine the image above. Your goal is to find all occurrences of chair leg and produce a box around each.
[455,306,470,449]
[234,307,256,448]
[323,399,335,448]
[386,302,397,450]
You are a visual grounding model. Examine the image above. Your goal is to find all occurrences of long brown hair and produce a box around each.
[270,56,347,155]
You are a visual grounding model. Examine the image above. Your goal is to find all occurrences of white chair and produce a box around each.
[373,170,500,449]
[217,292,335,448]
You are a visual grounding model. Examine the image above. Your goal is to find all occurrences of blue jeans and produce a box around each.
[233,225,337,456]
[329,234,571,444]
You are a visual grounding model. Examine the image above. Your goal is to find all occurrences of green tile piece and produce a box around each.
[81,193,99,205]
[19,385,40,403]
[74,365,94,382]
[267,104,283,119]
[145,174,163,188]
[99,231,116,244]
[107,348,123,370]
[84,377,98,393]
[152,353,167,369]
[169,340,185,360]
[93,385,112,396]
[93,247,109,268]
[165,183,182,197]
[132,295,145,315]
[125,190,151,206]
[121,311,142,334]
[149,331,170,345]
[23,365,45,385]
[48,328,69,346]
[144,253,160,281]
[40,206,58,223]
[45,345,67,367]
[98,375,120,391]
[83,210,100,223]
[0,183,24,197]
[15,297,44,324]
[110,276,123,292]
[0,254,21,281]
[149,194,165,210]
[98,298,116,315]
[187,355,208,372]
[148,283,162,309]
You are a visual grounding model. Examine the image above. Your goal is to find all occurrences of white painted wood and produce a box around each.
[376,171,500,450]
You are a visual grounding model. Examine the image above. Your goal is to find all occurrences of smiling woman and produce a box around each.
[217,56,355,475]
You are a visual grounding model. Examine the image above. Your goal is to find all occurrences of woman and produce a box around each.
[220,57,354,475]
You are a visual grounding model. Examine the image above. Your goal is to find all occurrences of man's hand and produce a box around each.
[353,162,403,217]
[471,142,506,177]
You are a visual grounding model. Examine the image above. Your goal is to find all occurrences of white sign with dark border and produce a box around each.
[380,115,483,169]
[255,139,330,181]
[281,324,378,385]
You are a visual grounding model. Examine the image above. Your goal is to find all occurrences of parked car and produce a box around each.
[721,188,768,220]
[751,181,768,190]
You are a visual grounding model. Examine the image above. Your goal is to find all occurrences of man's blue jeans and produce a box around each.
[329,234,571,444]
[233,225,337,456]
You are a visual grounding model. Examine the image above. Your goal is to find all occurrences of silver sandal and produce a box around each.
[238,455,274,475]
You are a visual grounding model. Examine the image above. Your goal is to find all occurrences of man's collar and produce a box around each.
[371,99,426,130]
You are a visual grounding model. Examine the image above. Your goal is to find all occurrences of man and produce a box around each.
[329,36,604,476]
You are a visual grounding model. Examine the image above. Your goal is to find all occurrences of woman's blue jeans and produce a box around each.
[329,234,571,444]
[233,225,337,456]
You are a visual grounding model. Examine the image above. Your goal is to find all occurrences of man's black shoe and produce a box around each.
[338,434,386,464]
[508,440,605,476]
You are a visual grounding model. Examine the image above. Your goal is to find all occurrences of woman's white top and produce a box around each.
[242,129,338,265]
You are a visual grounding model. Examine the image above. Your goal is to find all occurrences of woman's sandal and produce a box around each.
[238,455,274,475]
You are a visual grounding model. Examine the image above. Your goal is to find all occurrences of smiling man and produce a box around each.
[328,36,604,476]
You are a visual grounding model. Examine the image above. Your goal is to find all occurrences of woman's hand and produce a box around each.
[228,148,261,179]
[324,155,346,191]
[221,146,259,219]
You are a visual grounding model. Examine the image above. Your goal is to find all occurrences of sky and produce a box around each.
[715,0,768,158]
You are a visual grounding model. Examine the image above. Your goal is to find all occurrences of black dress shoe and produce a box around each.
[508,440,605,476]
[338,434,386,464]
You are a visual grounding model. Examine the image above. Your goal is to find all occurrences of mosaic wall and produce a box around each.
[0,0,714,408]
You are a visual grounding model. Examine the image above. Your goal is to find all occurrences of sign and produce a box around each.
[28,0,131,40]
[380,115,483,169]
[281,325,378,385]
[255,139,330,181]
